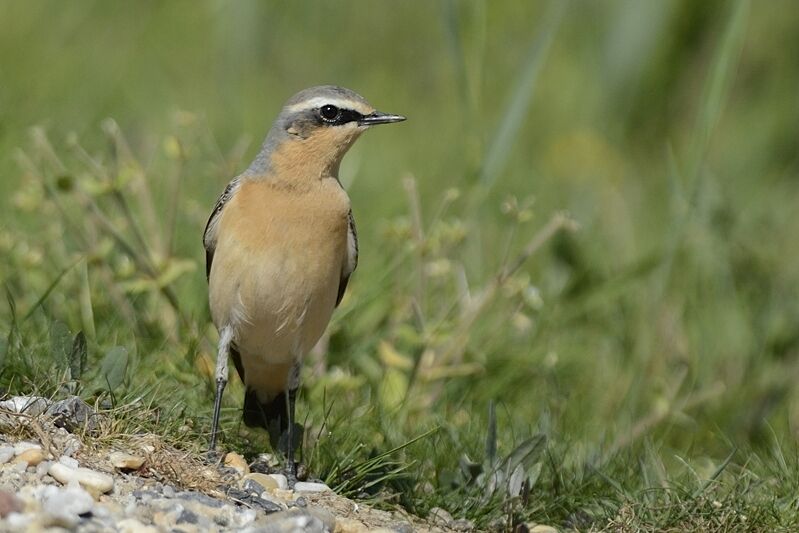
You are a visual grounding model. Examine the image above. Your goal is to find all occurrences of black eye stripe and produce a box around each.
[317,107,363,126]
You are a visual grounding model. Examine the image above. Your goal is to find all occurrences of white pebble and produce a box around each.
[12,461,28,473]
[5,512,33,530]
[59,455,80,469]
[49,462,114,495]
[0,396,47,415]
[42,485,94,527]
[0,446,15,464]
[268,474,289,490]
[109,451,145,470]
[293,482,331,493]
[36,460,52,478]
[13,441,41,455]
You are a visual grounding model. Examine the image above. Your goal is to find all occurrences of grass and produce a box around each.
[2,1,799,531]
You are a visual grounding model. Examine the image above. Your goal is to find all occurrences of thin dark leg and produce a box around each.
[209,378,226,450]
[286,387,298,482]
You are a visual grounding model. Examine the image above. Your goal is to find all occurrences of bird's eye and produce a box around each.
[320,104,340,122]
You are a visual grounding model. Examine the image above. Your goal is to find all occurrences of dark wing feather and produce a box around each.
[203,178,240,281]
[336,210,358,307]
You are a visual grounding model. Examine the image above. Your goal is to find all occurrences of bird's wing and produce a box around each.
[336,210,358,307]
[203,177,242,280]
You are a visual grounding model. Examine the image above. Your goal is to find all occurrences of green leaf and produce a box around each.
[49,321,72,369]
[100,346,128,391]
[501,434,547,474]
[69,331,87,380]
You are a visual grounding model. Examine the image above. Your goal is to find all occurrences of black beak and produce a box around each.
[359,111,406,126]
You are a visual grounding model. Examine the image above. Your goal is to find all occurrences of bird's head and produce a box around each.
[252,85,405,179]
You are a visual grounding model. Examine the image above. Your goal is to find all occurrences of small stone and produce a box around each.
[36,460,52,478]
[14,448,44,466]
[162,485,176,498]
[242,472,279,491]
[251,494,284,513]
[12,460,27,472]
[13,441,41,455]
[117,518,160,533]
[528,526,558,533]
[109,451,145,470]
[293,482,331,493]
[46,396,100,433]
[5,512,34,531]
[0,446,14,464]
[59,455,80,469]
[224,452,249,476]
[0,396,47,416]
[0,490,23,518]
[49,462,114,495]
[41,484,94,528]
[269,473,289,490]
[429,507,454,527]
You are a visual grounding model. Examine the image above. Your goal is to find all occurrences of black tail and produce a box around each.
[242,388,286,450]
[233,347,302,454]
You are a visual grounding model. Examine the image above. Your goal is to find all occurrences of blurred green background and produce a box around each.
[1,0,799,529]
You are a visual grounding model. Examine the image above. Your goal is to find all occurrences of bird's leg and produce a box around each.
[285,386,298,484]
[209,326,233,452]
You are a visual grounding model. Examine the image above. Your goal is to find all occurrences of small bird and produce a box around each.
[203,85,405,476]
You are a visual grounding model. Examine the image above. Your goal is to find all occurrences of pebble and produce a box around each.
[49,462,114,495]
[14,448,45,467]
[224,452,250,476]
[41,484,95,527]
[13,441,41,455]
[109,451,145,470]
[5,512,34,531]
[59,455,80,469]
[429,506,454,527]
[0,446,15,464]
[46,396,100,433]
[293,481,331,493]
[243,472,279,491]
[269,473,289,490]
[528,526,559,533]
[35,461,52,479]
[0,396,47,416]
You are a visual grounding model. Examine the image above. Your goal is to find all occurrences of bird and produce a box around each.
[203,85,405,478]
